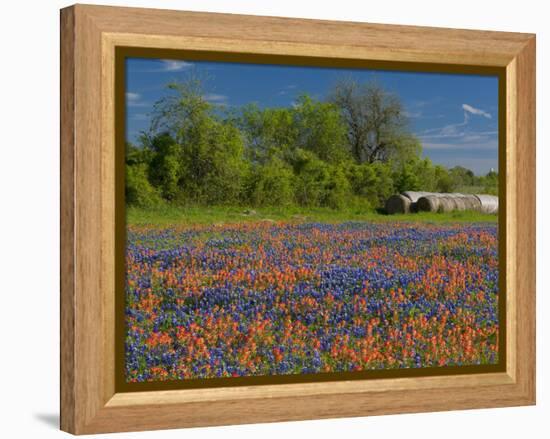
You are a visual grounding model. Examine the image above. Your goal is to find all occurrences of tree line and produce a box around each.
[126,76,498,210]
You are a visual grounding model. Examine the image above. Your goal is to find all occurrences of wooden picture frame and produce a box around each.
[60,4,536,434]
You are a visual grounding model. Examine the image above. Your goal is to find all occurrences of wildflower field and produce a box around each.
[125,220,499,382]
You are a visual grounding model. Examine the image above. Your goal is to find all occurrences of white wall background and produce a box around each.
[1,0,547,437]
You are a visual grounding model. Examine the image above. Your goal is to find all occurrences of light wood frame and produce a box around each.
[60,4,536,434]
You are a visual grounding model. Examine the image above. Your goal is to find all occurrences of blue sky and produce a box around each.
[126,58,498,175]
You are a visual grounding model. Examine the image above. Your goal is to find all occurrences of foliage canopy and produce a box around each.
[126,76,498,209]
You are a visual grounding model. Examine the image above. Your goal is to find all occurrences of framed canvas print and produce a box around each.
[60,4,536,435]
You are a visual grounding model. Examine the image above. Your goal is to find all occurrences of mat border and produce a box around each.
[60,4,535,434]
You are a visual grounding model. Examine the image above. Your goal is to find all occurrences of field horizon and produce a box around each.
[127,205,498,227]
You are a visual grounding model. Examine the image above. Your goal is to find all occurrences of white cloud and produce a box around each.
[420,118,468,139]
[422,139,497,150]
[422,142,460,150]
[462,103,492,119]
[204,93,228,103]
[462,131,498,142]
[160,60,194,72]
[126,92,140,101]
[129,60,194,73]
[278,85,298,96]
[126,92,149,108]
[403,110,422,119]
[419,104,497,156]
[419,103,495,141]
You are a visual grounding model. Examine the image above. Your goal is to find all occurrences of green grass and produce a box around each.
[127,204,498,226]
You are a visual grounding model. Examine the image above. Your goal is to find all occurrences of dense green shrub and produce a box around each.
[126,164,163,208]
[292,150,330,207]
[450,166,475,188]
[148,137,182,200]
[324,165,353,209]
[434,165,455,192]
[393,161,422,193]
[393,158,438,193]
[292,95,351,163]
[237,104,297,164]
[346,162,394,208]
[247,158,295,207]
[189,122,247,205]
